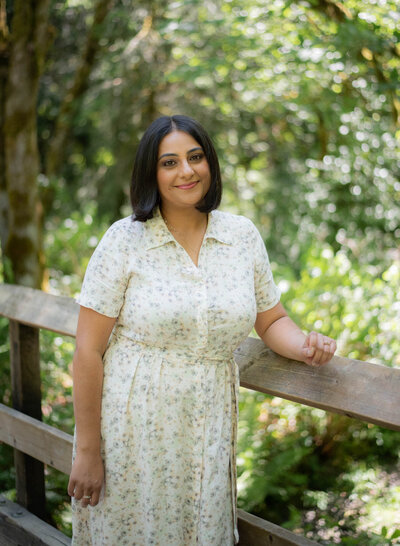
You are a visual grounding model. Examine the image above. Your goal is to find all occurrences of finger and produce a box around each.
[303,331,317,361]
[67,478,76,497]
[316,338,334,365]
[302,345,315,359]
[308,331,318,348]
[311,333,325,365]
[318,333,327,351]
[81,492,93,508]
[89,488,101,506]
[320,339,336,365]
[73,484,84,501]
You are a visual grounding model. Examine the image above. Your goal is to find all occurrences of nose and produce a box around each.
[179,159,195,179]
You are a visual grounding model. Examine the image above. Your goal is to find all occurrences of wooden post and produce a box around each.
[9,320,46,519]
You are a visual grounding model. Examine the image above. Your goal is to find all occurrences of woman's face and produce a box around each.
[156,131,211,211]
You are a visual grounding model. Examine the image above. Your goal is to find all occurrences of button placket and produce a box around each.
[194,247,208,349]
[174,239,209,351]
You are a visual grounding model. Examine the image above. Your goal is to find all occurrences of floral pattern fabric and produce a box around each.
[71,205,280,546]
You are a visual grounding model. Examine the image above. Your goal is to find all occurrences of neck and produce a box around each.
[159,204,207,232]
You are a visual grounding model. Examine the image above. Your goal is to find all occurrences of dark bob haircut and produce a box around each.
[130,115,222,221]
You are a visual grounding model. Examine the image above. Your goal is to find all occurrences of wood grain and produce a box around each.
[235,337,400,431]
[0,409,320,545]
[9,320,46,518]
[0,495,71,545]
[0,404,73,475]
[3,278,398,546]
[237,509,319,545]
[0,284,78,337]
[1,284,399,431]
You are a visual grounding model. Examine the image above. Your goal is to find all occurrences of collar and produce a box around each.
[143,206,234,250]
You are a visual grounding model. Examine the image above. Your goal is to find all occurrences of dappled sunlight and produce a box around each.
[1,0,399,541]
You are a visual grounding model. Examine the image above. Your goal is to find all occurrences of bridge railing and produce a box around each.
[0,284,399,545]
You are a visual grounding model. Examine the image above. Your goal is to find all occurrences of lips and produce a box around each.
[176,181,199,190]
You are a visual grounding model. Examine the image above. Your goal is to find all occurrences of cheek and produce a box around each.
[200,162,211,182]
[156,171,172,193]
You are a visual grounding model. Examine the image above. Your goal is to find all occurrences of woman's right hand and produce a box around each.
[68,450,104,508]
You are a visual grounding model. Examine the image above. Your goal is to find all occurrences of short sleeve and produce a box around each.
[75,221,130,318]
[251,222,281,313]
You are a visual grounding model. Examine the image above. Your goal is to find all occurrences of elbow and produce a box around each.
[259,314,287,340]
[255,302,289,339]
[73,345,104,368]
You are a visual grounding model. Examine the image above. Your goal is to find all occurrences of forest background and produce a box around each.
[0,0,399,543]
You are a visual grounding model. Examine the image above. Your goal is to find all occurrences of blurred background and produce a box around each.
[0,0,399,543]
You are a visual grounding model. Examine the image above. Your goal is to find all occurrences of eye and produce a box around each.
[190,153,204,161]
[162,159,176,167]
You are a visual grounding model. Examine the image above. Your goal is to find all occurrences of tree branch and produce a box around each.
[45,0,115,176]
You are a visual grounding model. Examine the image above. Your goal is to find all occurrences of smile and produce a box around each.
[176,181,199,190]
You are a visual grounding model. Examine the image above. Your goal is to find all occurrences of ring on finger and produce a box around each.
[83,495,91,499]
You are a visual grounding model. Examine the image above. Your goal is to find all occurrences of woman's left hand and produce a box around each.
[301,331,336,367]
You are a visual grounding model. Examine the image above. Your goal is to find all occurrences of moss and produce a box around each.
[5,109,36,137]
[6,233,37,265]
[8,188,37,213]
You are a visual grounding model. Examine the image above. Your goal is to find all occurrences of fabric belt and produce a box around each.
[113,332,233,363]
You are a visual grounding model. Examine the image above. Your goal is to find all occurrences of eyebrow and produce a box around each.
[158,147,203,161]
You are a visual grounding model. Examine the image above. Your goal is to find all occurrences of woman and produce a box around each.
[68,115,336,545]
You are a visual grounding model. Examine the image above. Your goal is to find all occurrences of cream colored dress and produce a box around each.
[71,206,280,546]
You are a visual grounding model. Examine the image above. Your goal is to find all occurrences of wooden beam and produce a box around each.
[0,404,73,475]
[237,509,318,545]
[0,406,319,546]
[0,495,71,545]
[235,337,400,431]
[9,321,46,518]
[0,284,77,337]
[2,284,400,432]
[0,494,316,546]
[0,407,321,546]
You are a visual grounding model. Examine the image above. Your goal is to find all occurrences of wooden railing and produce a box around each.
[0,283,399,545]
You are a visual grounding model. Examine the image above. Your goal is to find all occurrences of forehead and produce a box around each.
[158,130,201,155]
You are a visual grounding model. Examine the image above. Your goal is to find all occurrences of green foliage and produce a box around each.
[44,200,111,296]
[2,0,400,541]
[0,317,14,495]
[279,245,400,366]
[41,0,400,274]
[237,388,400,543]
[237,241,400,542]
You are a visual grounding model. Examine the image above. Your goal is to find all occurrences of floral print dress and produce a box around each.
[71,205,280,546]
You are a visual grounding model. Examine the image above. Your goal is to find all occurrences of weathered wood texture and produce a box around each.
[9,320,46,518]
[0,410,317,546]
[0,404,73,475]
[0,284,77,336]
[237,509,318,546]
[235,337,400,431]
[0,495,71,546]
[1,284,400,431]
[1,283,399,545]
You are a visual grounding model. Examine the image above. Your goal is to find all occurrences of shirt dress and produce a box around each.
[71,205,280,546]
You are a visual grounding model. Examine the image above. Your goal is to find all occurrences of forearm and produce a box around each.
[260,315,306,361]
[72,347,104,453]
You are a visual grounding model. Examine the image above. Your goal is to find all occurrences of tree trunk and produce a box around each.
[0,0,10,280]
[3,0,50,288]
